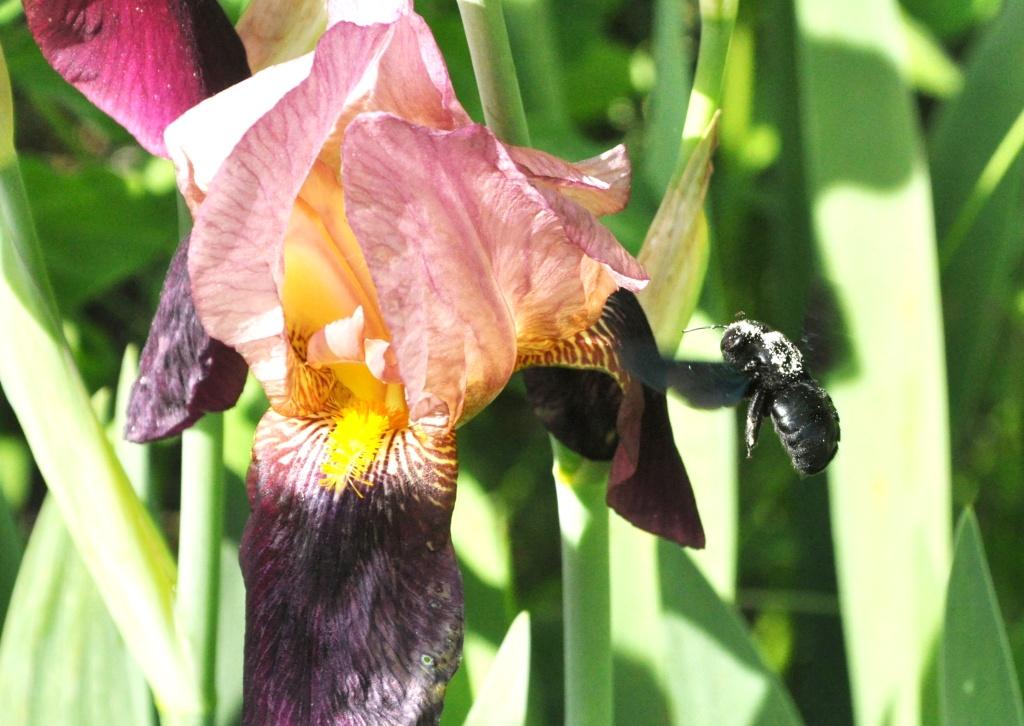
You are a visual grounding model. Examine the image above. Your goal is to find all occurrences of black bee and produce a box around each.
[717,319,840,475]
[614,310,840,476]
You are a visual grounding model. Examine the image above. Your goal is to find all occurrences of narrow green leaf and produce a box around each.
[642,0,692,199]
[900,9,963,99]
[451,471,513,700]
[941,509,1024,726]
[659,545,804,725]
[0,434,31,510]
[637,116,718,350]
[464,611,532,726]
[0,483,22,623]
[669,313,737,599]
[0,496,154,726]
[215,541,245,726]
[793,2,952,725]
[0,64,197,714]
[554,446,612,726]
[929,0,1024,429]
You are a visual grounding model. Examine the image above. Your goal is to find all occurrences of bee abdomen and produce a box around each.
[770,378,840,476]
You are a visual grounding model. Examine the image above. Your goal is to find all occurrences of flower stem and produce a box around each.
[175,413,225,726]
[458,6,615,722]
[676,0,738,181]
[553,443,613,726]
[456,0,531,146]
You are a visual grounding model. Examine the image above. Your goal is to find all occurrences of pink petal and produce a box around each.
[509,144,632,216]
[342,115,644,428]
[25,0,249,157]
[166,53,315,211]
[188,12,465,406]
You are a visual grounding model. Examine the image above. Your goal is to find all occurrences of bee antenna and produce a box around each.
[681,323,728,334]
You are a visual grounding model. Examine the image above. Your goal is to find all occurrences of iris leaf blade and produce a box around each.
[941,509,1024,726]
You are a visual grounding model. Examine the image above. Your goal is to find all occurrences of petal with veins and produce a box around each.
[508,144,632,216]
[343,115,645,428]
[242,411,463,723]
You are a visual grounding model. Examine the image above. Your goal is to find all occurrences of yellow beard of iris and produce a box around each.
[321,401,393,495]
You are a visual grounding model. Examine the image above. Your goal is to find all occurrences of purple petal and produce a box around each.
[25,0,250,156]
[124,235,247,442]
[242,413,463,724]
[522,291,704,548]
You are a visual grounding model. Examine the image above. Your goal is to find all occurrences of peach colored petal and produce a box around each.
[341,114,645,428]
[187,20,397,404]
[509,144,631,216]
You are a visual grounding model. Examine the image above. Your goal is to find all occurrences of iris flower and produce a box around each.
[27,1,703,722]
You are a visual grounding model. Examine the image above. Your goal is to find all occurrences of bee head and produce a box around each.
[720,320,771,375]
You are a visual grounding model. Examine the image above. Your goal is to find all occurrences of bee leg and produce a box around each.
[744,387,769,458]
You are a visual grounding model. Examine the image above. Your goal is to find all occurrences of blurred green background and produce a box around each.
[0,0,1021,724]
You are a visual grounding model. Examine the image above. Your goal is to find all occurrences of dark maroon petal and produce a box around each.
[242,414,463,725]
[25,0,250,156]
[522,367,622,461]
[522,290,704,548]
[124,235,247,442]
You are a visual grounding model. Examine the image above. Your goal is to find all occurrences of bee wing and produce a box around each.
[664,360,751,409]
[614,324,750,409]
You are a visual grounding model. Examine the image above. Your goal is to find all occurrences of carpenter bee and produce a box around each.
[716,319,839,475]
[651,319,839,476]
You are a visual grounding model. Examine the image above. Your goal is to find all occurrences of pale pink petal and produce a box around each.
[169,6,466,213]
[166,52,315,211]
[509,144,631,216]
[533,184,648,292]
[342,114,645,428]
[188,20,397,402]
[327,0,412,26]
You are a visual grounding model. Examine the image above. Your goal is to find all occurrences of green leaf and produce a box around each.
[19,156,176,311]
[0,434,31,510]
[637,115,718,350]
[942,509,1024,726]
[900,9,963,98]
[659,545,804,725]
[0,151,197,712]
[793,1,952,724]
[0,484,22,624]
[215,541,245,726]
[463,611,531,726]
[0,496,154,726]
[900,0,1001,39]
[929,0,1024,433]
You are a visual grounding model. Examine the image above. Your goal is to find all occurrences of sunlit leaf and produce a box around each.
[0,496,154,726]
[941,509,1024,726]
[464,611,531,726]
[659,546,803,725]
[793,1,952,724]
